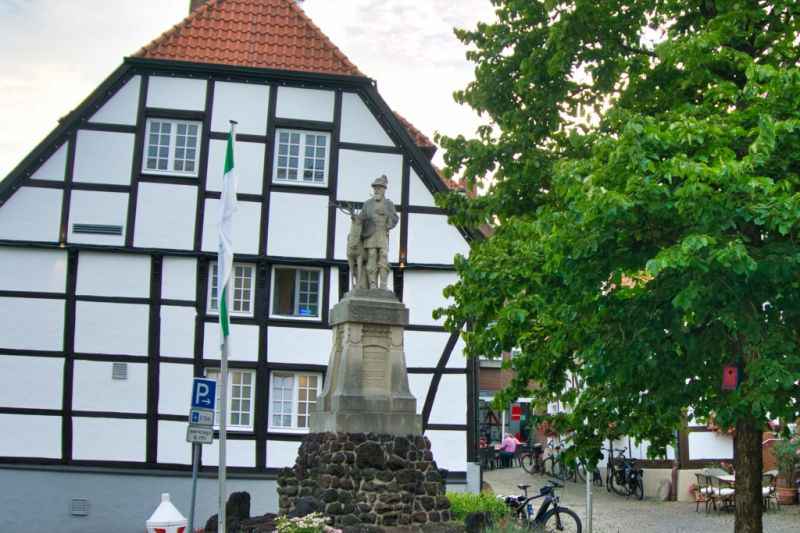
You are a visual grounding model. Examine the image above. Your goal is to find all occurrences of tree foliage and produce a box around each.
[437,0,800,465]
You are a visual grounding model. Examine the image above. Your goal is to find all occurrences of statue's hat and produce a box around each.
[371,175,388,188]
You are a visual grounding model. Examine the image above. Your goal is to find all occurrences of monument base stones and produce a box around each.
[277,432,451,528]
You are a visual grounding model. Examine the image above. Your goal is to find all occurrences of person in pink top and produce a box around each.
[498,433,517,467]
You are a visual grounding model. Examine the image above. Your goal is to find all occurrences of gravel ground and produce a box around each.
[483,466,800,532]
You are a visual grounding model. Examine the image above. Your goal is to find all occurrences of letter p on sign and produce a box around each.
[191,378,217,410]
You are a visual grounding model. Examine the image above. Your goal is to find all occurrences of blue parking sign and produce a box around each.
[191,378,216,410]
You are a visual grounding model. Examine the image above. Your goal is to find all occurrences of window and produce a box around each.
[208,263,255,317]
[273,129,329,186]
[270,266,322,319]
[269,372,321,431]
[142,118,201,176]
[205,369,255,431]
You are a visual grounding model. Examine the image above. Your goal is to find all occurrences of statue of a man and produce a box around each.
[360,175,398,289]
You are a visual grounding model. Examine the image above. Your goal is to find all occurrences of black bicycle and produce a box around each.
[576,460,603,486]
[606,447,644,499]
[521,442,546,475]
[501,481,582,532]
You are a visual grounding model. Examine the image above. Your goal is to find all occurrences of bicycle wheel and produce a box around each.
[542,456,554,477]
[632,474,644,500]
[593,467,603,487]
[576,463,587,482]
[521,453,536,474]
[610,470,632,496]
[605,467,612,492]
[536,507,582,533]
[550,459,564,480]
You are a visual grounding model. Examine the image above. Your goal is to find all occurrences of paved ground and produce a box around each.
[483,466,800,532]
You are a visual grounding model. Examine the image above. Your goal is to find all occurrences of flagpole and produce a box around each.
[218,120,238,533]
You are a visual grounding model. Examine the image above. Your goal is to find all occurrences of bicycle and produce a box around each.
[541,441,565,479]
[500,481,582,532]
[606,447,644,499]
[576,460,603,486]
[520,442,546,475]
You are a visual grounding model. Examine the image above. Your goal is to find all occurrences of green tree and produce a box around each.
[437,2,800,531]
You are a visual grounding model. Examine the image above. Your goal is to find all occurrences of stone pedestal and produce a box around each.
[310,289,421,435]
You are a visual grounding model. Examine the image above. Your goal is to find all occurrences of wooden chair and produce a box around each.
[694,472,714,514]
[762,470,780,511]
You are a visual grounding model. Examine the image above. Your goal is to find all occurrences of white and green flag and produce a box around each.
[217,125,238,345]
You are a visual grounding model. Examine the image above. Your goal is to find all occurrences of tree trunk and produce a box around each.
[734,417,763,533]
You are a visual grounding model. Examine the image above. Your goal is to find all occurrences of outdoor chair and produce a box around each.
[513,445,527,468]
[709,475,736,512]
[479,447,496,471]
[762,470,780,511]
[694,472,714,514]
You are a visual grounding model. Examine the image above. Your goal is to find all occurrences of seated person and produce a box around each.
[497,433,517,467]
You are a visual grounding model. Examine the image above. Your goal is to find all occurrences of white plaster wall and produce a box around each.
[162,257,197,301]
[629,440,676,461]
[266,193,328,258]
[0,297,64,351]
[689,432,734,460]
[426,429,467,472]
[30,144,67,181]
[76,252,150,297]
[266,440,302,468]
[74,301,149,356]
[336,150,402,204]
[0,355,63,409]
[68,190,128,246]
[275,86,334,123]
[203,323,259,362]
[211,81,270,135]
[146,76,207,111]
[160,306,197,358]
[408,373,432,415]
[404,330,449,368]
[0,414,61,458]
[158,363,195,416]
[408,168,437,207]
[332,206,400,264]
[0,187,62,242]
[157,420,192,464]
[72,360,147,413]
[428,374,467,425]
[0,248,66,293]
[408,213,469,265]
[329,266,340,307]
[204,439,255,467]
[73,130,135,185]
[206,139,265,195]
[134,183,197,250]
[447,337,467,369]
[403,271,457,326]
[89,75,141,126]
[267,327,330,366]
[202,199,261,254]
[339,92,393,146]
[72,417,146,461]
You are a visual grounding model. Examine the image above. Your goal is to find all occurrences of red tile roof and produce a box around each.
[394,113,435,151]
[135,0,365,77]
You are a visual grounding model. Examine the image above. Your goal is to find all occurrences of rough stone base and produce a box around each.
[277,432,451,529]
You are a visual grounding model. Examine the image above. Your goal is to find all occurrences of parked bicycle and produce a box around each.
[576,460,603,486]
[541,441,565,479]
[500,481,582,532]
[605,447,644,499]
[521,442,546,475]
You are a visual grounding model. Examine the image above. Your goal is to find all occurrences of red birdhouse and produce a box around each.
[721,364,739,391]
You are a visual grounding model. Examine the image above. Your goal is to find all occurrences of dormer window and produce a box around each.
[142,118,202,177]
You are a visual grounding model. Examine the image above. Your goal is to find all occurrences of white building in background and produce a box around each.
[0,1,479,531]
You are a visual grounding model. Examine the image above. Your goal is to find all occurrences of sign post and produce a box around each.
[187,378,216,533]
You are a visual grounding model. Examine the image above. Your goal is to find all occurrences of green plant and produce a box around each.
[447,491,509,525]
[772,433,800,488]
[275,512,331,533]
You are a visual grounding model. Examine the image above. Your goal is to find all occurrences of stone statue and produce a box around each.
[360,175,398,290]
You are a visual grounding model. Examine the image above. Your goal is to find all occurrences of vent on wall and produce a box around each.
[70,498,88,516]
[112,362,128,380]
[72,223,123,235]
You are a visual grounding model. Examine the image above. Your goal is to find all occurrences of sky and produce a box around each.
[0,0,497,179]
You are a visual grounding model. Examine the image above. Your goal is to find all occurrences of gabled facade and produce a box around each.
[0,1,476,531]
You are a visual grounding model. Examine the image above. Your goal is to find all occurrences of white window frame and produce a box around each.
[205,368,256,432]
[268,371,322,432]
[269,266,323,321]
[142,118,202,177]
[272,129,330,187]
[208,262,256,317]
